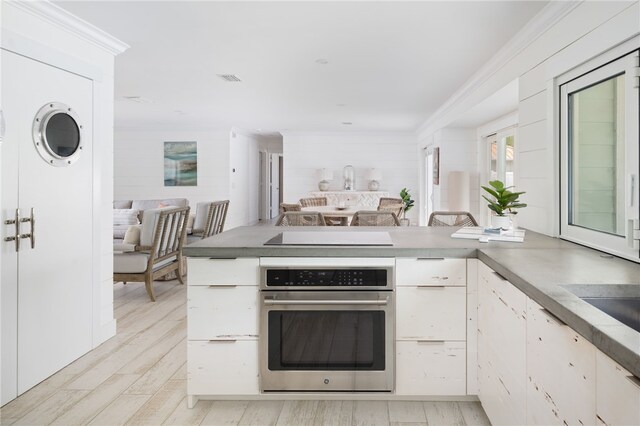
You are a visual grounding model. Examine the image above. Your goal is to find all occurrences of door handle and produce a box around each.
[18,208,35,249]
[4,208,20,252]
[263,299,388,306]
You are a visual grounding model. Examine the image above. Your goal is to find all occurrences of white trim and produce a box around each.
[5,0,129,55]
[417,1,580,139]
[476,111,519,139]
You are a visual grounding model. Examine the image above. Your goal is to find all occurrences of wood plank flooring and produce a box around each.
[0,280,491,426]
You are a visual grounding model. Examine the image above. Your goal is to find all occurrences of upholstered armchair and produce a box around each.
[114,206,190,301]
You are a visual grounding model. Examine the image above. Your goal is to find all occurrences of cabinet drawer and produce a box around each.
[396,286,466,341]
[188,340,259,395]
[396,341,466,395]
[187,286,258,340]
[396,258,466,286]
[596,351,640,426]
[187,258,259,286]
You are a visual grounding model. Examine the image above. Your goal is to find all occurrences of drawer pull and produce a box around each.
[416,257,445,261]
[626,375,640,390]
[208,339,237,343]
[540,308,566,326]
[208,257,238,260]
[417,285,446,289]
[493,271,508,281]
[208,285,237,288]
[417,340,445,344]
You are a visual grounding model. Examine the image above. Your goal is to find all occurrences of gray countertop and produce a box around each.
[185,226,640,379]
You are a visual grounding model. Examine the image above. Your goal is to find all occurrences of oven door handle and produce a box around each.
[263,299,388,306]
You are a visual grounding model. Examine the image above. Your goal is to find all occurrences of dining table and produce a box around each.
[300,205,361,225]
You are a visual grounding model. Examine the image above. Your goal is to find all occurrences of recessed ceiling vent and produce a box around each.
[217,74,242,82]
[122,96,154,104]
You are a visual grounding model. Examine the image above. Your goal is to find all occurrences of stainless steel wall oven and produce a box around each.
[259,263,394,392]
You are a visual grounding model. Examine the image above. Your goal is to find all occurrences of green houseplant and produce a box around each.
[481,180,527,229]
[399,188,414,225]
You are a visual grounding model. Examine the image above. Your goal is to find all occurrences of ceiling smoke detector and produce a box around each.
[217,74,242,82]
[315,59,329,65]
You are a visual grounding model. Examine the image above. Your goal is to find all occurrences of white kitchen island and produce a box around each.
[184,226,640,426]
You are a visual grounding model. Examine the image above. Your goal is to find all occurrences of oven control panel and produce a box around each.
[265,269,389,287]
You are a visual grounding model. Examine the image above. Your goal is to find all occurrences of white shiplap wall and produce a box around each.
[283,132,420,222]
[114,128,231,210]
[420,1,640,235]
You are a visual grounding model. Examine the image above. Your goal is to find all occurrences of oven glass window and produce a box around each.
[268,311,385,370]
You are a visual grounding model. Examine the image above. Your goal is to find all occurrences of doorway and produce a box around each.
[425,147,435,222]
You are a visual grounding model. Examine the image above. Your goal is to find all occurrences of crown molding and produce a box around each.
[416,0,581,138]
[6,0,129,55]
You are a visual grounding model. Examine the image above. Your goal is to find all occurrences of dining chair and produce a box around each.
[279,203,302,213]
[428,211,478,227]
[377,197,405,218]
[351,211,401,226]
[276,211,326,226]
[114,206,190,301]
[299,197,328,207]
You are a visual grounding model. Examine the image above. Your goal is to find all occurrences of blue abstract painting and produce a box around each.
[164,141,197,186]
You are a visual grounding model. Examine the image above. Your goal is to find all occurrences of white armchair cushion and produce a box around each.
[114,209,140,226]
[113,243,136,253]
[113,252,175,273]
[192,202,211,232]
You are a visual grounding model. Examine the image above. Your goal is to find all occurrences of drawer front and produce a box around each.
[396,286,466,341]
[187,258,259,286]
[396,258,466,286]
[188,340,259,395]
[396,341,466,395]
[187,286,258,340]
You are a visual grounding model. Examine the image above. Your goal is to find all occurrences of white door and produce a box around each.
[1,50,94,402]
[425,148,434,221]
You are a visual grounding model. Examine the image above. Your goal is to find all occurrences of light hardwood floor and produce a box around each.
[0,280,491,426]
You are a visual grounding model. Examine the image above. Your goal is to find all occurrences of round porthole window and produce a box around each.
[32,102,83,166]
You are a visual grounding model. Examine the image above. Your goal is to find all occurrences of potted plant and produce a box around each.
[481,180,527,229]
[399,188,414,226]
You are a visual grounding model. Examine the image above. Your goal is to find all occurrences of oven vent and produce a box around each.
[217,74,242,82]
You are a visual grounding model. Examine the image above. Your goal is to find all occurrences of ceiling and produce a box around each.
[56,1,547,133]
[448,79,519,128]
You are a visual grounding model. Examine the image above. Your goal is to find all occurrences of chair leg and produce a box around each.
[145,275,156,302]
[176,257,185,285]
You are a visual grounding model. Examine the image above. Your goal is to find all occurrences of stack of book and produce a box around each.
[451,226,525,243]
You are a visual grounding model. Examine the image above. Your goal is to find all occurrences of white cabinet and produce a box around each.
[396,341,466,395]
[596,351,640,426]
[396,258,466,286]
[188,340,259,395]
[187,286,258,340]
[187,258,260,398]
[396,258,467,396]
[526,299,596,426]
[396,287,466,340]
[477,262,527,425]
[187,258,259,286]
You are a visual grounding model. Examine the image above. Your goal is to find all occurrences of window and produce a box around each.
[560,50,639,260]
[488,131,515,186]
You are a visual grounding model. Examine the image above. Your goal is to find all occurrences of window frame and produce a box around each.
[559,49,639,261]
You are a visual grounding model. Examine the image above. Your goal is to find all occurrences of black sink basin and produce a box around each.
[561,284,640,333]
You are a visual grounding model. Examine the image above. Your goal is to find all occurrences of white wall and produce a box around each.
[419,1,640,235]
[114,127,231,209]
[228,130,260,229]
[283,131,419,222]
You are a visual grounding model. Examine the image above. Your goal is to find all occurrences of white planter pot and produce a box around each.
[491,215,512,230]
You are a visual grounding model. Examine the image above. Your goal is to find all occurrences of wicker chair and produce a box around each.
[276,211,326,226]
[279,203,302,213]
[299,197,328,207]
[428,211,478,227]
[114,206,190,301]
[351,211,401,226]
[377,197,404,218]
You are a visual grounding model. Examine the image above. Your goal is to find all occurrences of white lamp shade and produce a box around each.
[448,171,470,211]
[368,168,382,181]
[319,168,333,181]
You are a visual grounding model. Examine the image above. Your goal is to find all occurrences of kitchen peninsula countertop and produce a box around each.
[184,226,640,380]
